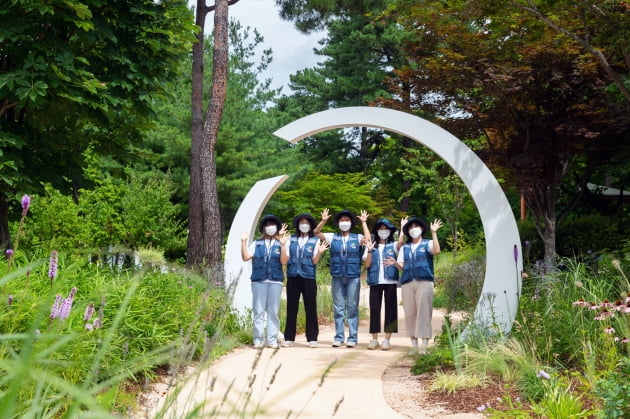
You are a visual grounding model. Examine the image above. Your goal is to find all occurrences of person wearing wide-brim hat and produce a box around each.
[282,213,329,348]
[314,208,371,348]
[241,214,290,349]
[362,217,408,350]
[396,216,444,355]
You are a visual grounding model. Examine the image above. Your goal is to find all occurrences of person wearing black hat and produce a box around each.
[362,217,407,350]
[283,213,329,348]
[396,216,444,354]
[314,208,371,348]
[241,215,290,349]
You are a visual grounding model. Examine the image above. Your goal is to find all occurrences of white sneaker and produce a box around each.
[282,341,294,347]
[308,341,318,348]
[346,341,357,348]
[332,341,343,347]
[419,345,428,355]
[253,342,263,349]
[367,339,379,350]
[407,347,419,356]
[268,342,279,349]
[381,340,391,350]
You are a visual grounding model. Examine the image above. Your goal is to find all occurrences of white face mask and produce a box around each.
[339,221,352,232]
[377,230,391,240]
[299,223,311,233]
[409,227,422,239]
[264,225,277,236]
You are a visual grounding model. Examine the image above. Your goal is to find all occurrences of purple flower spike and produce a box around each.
[84,303,95,322]
[21,195,30,216]
[48,251,58,280]
[8,295,14,306]
[5,249,13,256]
[50,294,62,320]
[93,318,102,329]
[513,244,518,262]
[58,288,76,320]
[85,323,94,332]
[536,370,551,380]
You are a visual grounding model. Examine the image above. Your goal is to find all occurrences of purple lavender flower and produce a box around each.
[48,250,58,281]
[513,244,518,262]
[5,249,13,257]
[21,195,30,216]
[536,370,551,380]
[8,294,14,306]
[50,294,62,320]
[93,318,102,329]
[85,323,94,332]
[84,303,95,323]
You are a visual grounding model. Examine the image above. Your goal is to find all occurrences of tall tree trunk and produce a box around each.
[525,185,558,270]
[0,193,11,251]
[187,0,233,270]
[187,0,208,269]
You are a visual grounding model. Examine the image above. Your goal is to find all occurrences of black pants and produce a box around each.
[369,283,398,334]
[284,275,319,342]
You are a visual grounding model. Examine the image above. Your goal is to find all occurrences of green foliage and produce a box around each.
[435,245,486,312]
[594,357,630,419]
[529,376,595,419]
[0,253,237,415]
[557,212,628,258]
[411,346,454,375]
[271,171,386,228]
[16,171,186,258]
[0,0,197,232]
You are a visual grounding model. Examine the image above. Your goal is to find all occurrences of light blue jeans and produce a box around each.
[331,276,360,343]
[251,281,283,345]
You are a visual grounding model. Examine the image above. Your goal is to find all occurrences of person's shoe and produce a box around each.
[332,341,343,347]
[380,339,391,350]
[418,345,428,355]
[308,341,318,348]
[346,341,357,348]
[268,342,279,349]
[253,342,263,349]
[407,347,419,356]
[367,339,379,350]
[282,340,294,347]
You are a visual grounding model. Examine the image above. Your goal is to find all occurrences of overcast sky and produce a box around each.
[192,0,324,93]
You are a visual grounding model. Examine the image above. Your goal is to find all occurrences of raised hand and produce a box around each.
[430,219,444,233]
[358,209,369,223]
[321,208,330,222]
[241,231,249,241]
[318,240,330,253]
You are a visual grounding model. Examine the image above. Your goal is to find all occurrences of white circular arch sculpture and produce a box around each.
[224,106,522,337]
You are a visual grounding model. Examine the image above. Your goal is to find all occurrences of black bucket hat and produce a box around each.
[372,218,397,235]
[259,214,283,233]
[292,213,316,231]
[402,216,428,237]
[334,209,356,228]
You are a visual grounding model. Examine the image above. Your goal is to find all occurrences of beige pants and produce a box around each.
[401,280,434,339]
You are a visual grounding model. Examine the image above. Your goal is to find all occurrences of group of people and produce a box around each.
[240,209,443,354]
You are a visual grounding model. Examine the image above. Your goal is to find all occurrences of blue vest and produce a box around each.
[367,243,399,285]
[250,239,284,282]
[287,235,318,279]
[330,233,361,278]
[400,240,434,285]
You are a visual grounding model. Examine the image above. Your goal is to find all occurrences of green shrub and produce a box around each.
[594,357,630,419]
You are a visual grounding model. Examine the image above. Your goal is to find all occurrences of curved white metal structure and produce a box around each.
[224,106,522,336]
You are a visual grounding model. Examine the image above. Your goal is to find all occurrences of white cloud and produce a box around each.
[193,0,323,92]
